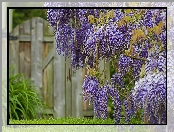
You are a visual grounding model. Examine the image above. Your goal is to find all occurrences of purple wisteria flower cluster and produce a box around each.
[94,85,109,119]
[45,8,166,71]
[82,77,122,123]
[82,75,98,103]
[108,84,122,124]
[45,5,167,124]
[130,71,166,124]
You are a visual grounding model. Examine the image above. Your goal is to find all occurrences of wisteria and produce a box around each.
[82,75,99,103]
[46,8,166,69]
[130,71,166,124]
[94,85,109,119]
[111,72,125,88]
[123,94,136,123]
[45,5,167,124]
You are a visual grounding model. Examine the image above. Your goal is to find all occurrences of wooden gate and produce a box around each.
[9,17,110,119]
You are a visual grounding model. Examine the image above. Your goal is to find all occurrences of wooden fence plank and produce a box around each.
[19,42,25,74]
[42,59,54,108]
[23,42,31,79]
[42,42,54,60]
[42,67,47,106]
[82,67,87,111]
[104,61,110,83]
[42,48,54,70]
[9,41,16,71]
[99,59,105,81]
[65,57,72,117]
[34,19,43,89]
[48,59,54,109]
[24,20,31,35]
[19,22,25,75]
[34,18,44,116]
[71,69,77,118]
[74,68,83,118]
[54,41,66,118]
[9,25,19,74]
[31,18,36,83]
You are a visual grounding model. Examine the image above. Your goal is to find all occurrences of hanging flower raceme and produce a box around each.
[123,95,136,123]
[108,84,122,124]
[129,71,166,124]
[111,72,125,88]
[118,54,132,76]
[94,85,108,119]
[82,75,99,103]
[82,76,109,120]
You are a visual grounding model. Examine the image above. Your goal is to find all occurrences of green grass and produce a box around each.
[9,117,144,124]
[10,117,114,124]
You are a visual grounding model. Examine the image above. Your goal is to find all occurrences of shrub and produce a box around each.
[9,67,44,120]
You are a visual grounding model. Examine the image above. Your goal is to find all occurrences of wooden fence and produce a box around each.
[9,17,110,118]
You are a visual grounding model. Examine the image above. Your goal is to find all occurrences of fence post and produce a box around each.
[71,69,77,117]
[31,18,43,117]
[76,68,83,118]
[72,68,83,118]
[71,68,83,118]
[53,40,66,118]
